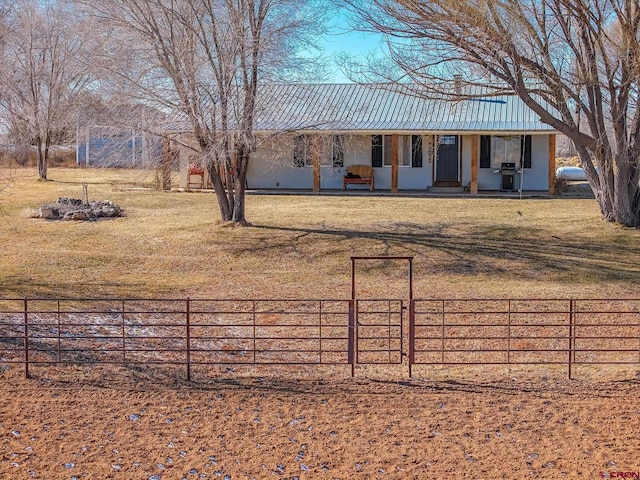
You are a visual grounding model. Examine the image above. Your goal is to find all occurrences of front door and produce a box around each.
[435,135,460,184]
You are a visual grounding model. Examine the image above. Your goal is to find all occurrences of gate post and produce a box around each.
[568,299,575,380]
[348,300,355,377]
[23,298,30,379]
[409,299,415,378]
[186,298,191,382]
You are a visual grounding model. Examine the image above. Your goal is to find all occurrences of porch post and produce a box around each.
[548,134,556,194]
[391,134,399,193]
[470,135,479,195]
[312,135,321,192]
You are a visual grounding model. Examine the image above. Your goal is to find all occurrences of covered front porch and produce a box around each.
[177,132,558,194]
[244,132,559,194]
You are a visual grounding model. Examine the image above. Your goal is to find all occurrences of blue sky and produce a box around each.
[319,14,388,82]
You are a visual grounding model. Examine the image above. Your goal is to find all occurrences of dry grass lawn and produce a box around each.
[1,167,639,300]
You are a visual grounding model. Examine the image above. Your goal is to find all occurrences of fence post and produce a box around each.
[348,300,355,377]
[507,300,511,366]
[319,301,323,365]
[441,300,446,365]
[23,298,29,379]
[409,299,415,378]
[568,299,575,380]
[57,300,62,363]
[388,300,393,364]
[121,300,126,365]
[253,301,257,365]
[186,298,192,382]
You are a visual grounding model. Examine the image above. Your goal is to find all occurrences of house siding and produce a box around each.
[248,134,435,190]
[248,136,313,189]
[476,134,550,191]
[245,133,550,191]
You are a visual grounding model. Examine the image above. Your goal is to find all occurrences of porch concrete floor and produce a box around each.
[178,182,593,199]
[245,188,593,199]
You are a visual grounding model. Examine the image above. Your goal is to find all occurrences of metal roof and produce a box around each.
[253,83,556,133]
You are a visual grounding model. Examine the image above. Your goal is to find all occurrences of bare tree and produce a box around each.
[0,0,94,180]
[346,0,640,227]
[86,0,326,225]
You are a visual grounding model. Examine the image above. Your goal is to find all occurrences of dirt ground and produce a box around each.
[1,366,639,480]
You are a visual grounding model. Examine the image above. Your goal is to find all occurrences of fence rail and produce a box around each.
[410,299,640,379]
[1,297,639,380]
[0,298,355,380]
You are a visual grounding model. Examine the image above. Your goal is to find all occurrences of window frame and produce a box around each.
[479,135,532,169]
[490,135,522,169]
[372,134,423,168]
[293,134,313,167]
[294,134,345,168]
[331,135,344,168]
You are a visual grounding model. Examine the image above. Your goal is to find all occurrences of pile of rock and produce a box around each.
[38,197,124,221]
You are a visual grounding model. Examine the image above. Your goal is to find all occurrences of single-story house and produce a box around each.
[177,83,558,194]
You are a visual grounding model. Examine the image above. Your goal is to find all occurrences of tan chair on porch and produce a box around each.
[343,165,374,191]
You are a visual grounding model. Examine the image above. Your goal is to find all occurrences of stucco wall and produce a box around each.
[526,135,551,190]
[248,134,433,190]
[247,136,313,189]
[240,133,549,191]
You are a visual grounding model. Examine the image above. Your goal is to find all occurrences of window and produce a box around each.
[439,135,458,145]
[491,136,521,167]
[332,135,344,168]
[293,135,312,167]
[480,135,491,168]
[372,135,422,167]
[479,135,532,169]
[295,134,345,168]
[411,135,423,167]
[522,135,532,168]
[372,135,383,167]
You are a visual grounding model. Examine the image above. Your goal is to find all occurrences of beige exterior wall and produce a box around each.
[176,132,552,191]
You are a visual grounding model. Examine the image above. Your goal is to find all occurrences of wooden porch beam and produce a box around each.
[391,134,398,193]
[470,135,479,195]
[548,134,556,194]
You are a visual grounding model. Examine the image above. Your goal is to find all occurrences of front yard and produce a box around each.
[1,167,639,300]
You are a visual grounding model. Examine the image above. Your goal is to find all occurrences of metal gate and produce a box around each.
[350,256,413,374]
[355,299,404,365]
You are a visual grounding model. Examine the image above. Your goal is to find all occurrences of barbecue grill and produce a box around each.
[500,162,516,191]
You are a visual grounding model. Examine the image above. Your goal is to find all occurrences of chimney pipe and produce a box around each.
[454,75,463,98]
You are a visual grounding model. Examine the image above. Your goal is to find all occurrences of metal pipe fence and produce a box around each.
[0,298,355,380]
[410,299,640,379]
[0,297,639,380]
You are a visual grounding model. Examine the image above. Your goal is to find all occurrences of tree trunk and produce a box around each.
[36,137,47,180]
[159,139,175,191]
[232,177,247,225]
[231,144,251,225]
[206,152,232,222]
[231,162,248,225]
[587,151,640,228]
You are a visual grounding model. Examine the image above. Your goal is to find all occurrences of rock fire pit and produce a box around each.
[38,197,124,221]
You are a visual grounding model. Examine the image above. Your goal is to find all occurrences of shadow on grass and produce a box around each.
[243,222,640,284]
[7,365,629,398]
[0,277,167,300]
[2,221,640,298]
